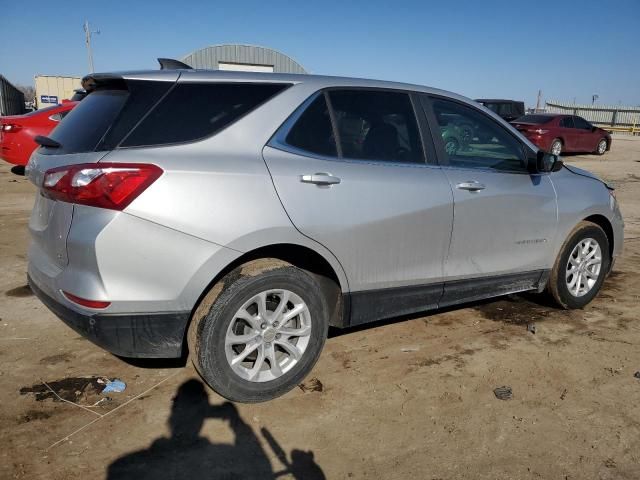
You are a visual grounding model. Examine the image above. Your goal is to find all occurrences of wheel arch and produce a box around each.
[583,214,614,257]
[183,243,348,354]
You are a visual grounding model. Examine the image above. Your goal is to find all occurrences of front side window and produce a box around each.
[560,117,575,128]
[431,98,526,173]
[328,90,424,163]
[573,116,592,130]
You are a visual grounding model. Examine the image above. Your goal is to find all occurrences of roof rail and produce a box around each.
[157,58,193,70]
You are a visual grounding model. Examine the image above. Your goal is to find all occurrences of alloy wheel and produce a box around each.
[565,237,602,297]
[225,289,312,382]
[597,140,607,154]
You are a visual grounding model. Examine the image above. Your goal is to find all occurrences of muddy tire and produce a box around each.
[188,259,329,403]
[547,221,610,309]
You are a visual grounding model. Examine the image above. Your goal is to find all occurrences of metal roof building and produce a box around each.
[181,44,306,74]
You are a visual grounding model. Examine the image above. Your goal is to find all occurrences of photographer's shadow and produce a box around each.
[107,379,324,480]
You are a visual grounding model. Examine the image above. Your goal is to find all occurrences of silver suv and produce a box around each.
[26,68,623,402]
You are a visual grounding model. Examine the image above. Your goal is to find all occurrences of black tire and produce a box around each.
[188,259,329,403]
[595,138,608,156]
[547,221,610,309]
[550,139,562,156]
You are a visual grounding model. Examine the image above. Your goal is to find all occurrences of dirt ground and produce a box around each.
[1,137,639,480]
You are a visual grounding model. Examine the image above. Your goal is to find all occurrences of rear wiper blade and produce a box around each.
[34,135,62,148]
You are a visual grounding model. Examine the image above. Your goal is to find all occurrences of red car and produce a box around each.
[511,114,611,156]
[0,102,77,166]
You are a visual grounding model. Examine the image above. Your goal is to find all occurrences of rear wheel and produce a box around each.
[550,139,562,156]
[547,221,610,309]
[188,259,329,403]
[595,138,607,155]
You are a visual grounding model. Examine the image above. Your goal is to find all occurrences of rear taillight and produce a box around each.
[42,163,163,210]
[1,124,22,132]
[62,291,110,309]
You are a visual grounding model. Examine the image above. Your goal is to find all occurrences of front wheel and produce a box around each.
[547,221,610,309]
[595,138,607,155]
[188,259,329,403]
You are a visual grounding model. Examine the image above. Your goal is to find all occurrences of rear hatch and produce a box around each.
[26,72,178,270]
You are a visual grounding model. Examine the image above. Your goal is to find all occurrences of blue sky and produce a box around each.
[1,0,638,107]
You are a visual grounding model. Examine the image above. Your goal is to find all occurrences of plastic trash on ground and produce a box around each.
[101,379,126,394]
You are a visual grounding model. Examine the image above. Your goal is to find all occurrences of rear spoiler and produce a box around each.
[81,58,192,92]
[81,74,126,93]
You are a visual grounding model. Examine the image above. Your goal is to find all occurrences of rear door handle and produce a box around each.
[300,173,341,186]
[456,181,486,191]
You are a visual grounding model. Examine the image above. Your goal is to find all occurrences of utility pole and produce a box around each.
[535,89,542,112]
[83,20,100,73]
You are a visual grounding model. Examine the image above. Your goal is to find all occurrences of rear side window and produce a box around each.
[122,83,288,147]
[285,94,337,157]
[329,90,424,163]
[282,89,424,164]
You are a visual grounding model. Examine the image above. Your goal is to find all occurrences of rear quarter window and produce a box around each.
[121,83,289,147]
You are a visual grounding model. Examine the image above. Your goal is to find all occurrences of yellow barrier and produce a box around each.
[603,124,640,135]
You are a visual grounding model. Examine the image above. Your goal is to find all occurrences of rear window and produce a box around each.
[43,80,172,155]
[513,114,554,124]
[121,83,289,147]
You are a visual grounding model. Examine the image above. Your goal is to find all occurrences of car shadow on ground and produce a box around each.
[106,379,325,479]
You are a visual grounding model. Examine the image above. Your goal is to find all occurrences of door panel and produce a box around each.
[423,96,558,296]
[558,116,578,151]
[573,116,595,151]
[263,146,453,292]
[441,167,557,279]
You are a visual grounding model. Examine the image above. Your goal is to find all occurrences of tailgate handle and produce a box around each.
[300,173,341,186]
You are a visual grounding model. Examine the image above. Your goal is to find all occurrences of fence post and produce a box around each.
[611,109,617,127]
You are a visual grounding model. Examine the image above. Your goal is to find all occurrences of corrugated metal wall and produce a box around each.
[181,44,307,74]
[0,75,26,116]
[546,100,640,127]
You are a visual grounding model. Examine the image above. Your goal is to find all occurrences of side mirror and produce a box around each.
[536,150,563,173]
[591,125,597,132]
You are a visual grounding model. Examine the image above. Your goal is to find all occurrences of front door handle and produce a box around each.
[456,181,486,191]
[300,173,341,186]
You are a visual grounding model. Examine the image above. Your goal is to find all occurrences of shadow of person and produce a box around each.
[107,379,324,480]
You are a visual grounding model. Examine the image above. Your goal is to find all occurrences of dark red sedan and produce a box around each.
[511,114,611,156]
[0,102,77,166]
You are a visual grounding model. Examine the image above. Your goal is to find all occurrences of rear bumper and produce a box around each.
[521,134,551,152]
[28,275,189,358]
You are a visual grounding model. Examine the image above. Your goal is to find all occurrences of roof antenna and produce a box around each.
[157,58,193,70]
